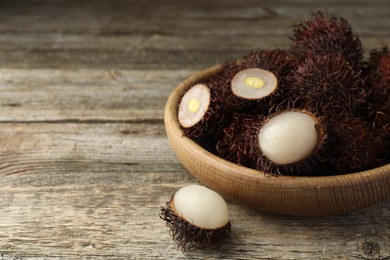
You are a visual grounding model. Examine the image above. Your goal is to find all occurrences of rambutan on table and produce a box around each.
[0,0,388,259]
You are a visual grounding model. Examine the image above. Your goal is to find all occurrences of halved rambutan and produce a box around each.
[207,49,296,114]
[178,83,228,141]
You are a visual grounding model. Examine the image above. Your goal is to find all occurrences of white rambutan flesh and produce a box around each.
[178,84,210,128]
[258,111,319,165]
[173,184,229,230]
[231,68,278,100]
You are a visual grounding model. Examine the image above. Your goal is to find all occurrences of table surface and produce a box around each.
[0,0,389,259]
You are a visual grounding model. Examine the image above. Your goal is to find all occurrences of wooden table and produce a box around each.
[0,1,389,259]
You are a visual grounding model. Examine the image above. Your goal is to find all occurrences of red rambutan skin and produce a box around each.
[369,103,390,137]
[363,46,390,135]
[326,114,389,174]
[216,114,264,168]
[290,10,364,69]
[288,53,364,115]
[366,45,390,105]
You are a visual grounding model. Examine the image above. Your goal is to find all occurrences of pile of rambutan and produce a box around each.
[177,10,389,176]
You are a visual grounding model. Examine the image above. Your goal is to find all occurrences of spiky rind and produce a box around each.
[216,114,264,168]
[327,114,389,174]
[366,46,390,103]
[159,199,231,251]
[290,10,364,69]
[369,103,390,136]
[288,53,363,114]
[240,49,297,78]
[358,46,390,136]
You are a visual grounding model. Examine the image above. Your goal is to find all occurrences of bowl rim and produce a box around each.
[164,64,390,215]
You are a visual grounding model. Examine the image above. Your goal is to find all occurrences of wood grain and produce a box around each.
[0,68,193,121]
[0,0,389,259]
[0,1,389,70]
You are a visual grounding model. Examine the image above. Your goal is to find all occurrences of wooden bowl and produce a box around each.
[164,65,390,216]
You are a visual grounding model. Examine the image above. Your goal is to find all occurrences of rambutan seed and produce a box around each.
[178,84,211,128]
[231,68,278,100]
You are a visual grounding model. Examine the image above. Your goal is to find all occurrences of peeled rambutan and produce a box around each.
[253,110,331,176]
[288,53,363,114]
[207,49,296,114]
[160,185,231,251]
[217,110,331,176]
[290,10,364,69]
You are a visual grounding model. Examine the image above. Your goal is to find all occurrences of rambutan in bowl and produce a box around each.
[164,65,390,216]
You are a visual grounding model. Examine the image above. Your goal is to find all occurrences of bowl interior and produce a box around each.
[164,65,390,216]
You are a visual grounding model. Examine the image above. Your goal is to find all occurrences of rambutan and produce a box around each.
[288,53,363,114]
[216,113,264,168]
[160,185,231,251]
[369,103,390,136]
[327,114,388,174]
[290,10,364,69]
[253,110,331,176]
[360,46,390,136]
[365,45,390,104]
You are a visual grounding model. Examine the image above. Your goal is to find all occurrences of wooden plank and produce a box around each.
[0,1,388,69]
[0,122,176,167]
[0,123,388,259]
[0,69,195,121]
[0,1,388,35]
[1,36,389,119]
[1,34,389,53]
[0,185,389,259]
[0,123,192,188]
[0,35,388,69]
